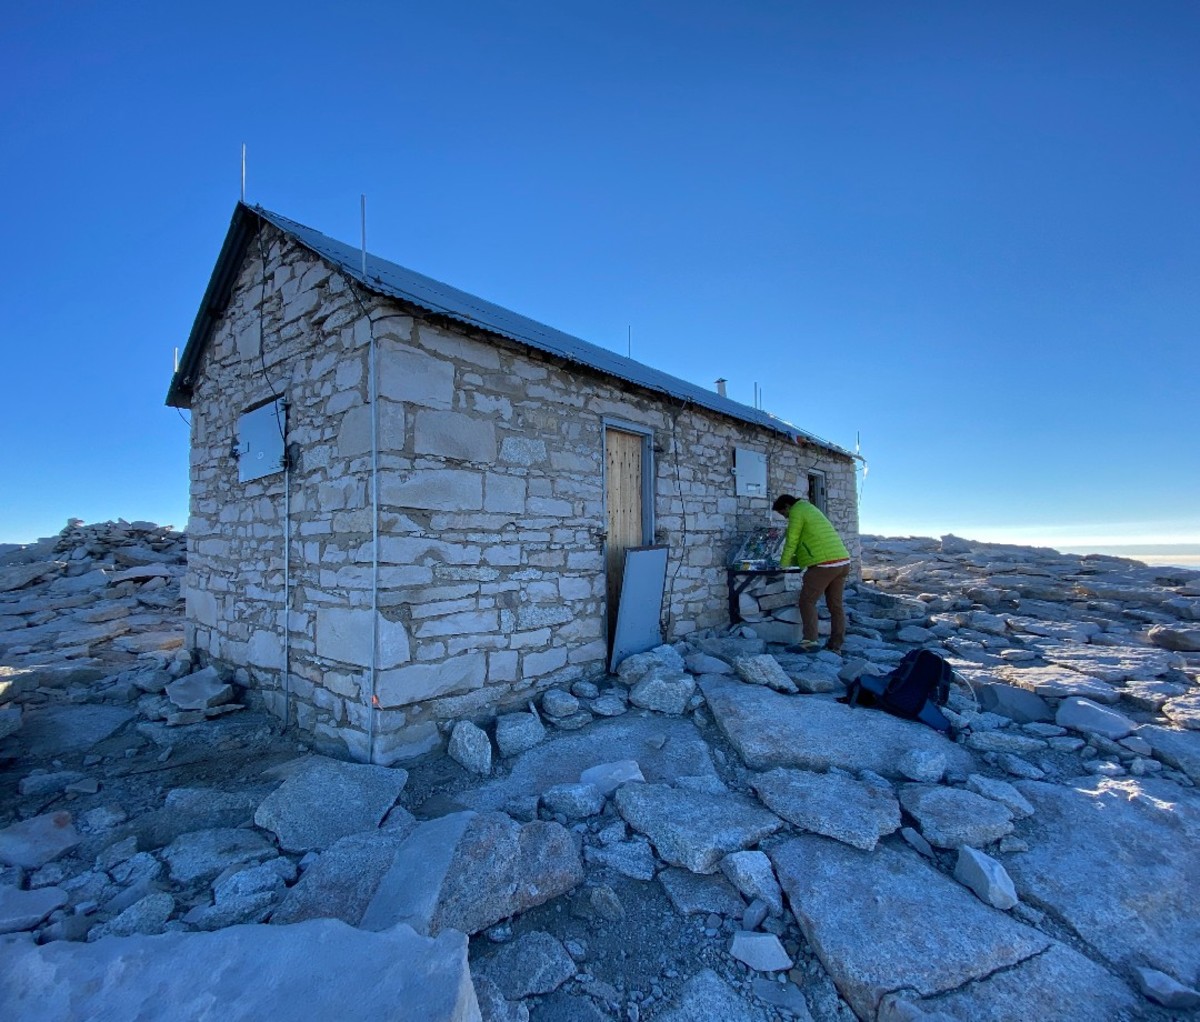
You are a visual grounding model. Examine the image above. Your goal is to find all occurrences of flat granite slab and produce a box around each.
[700,677,975,779]
[614,783,782,874]
[0,919,480,1022]
[992,665,1120,704]
[15,705,135,759]
[1039,643,1182,683]
[1139,725,1200,783]
[893,943,1137,1021]
[1007,776,1200,984]
[253,757,409,853]
[771,834,1133,1022]
[463,715,718,813]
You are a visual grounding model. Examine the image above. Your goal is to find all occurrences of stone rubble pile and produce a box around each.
[2,524,1199,1021]
[0,518,187,702]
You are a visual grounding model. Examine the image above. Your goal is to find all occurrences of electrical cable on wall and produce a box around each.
[663,400,689,632]
[256,213,383,755]
[255,223,291,730]
[255,229,286,442]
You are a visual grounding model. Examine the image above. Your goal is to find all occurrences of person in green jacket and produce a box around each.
[773,493,851,653]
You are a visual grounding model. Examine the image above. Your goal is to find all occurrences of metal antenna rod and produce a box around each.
[241,144,246,203]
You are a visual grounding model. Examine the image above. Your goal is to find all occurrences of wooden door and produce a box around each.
[605,428,644,636]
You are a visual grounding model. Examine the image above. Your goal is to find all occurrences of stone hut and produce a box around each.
[166,203,859,763]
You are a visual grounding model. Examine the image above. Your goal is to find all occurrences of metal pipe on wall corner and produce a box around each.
[367,318,380,763]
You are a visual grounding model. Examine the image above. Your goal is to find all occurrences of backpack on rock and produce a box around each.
[840,649,954,732]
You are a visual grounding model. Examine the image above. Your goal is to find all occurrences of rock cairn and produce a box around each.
[2,523,1199,1021]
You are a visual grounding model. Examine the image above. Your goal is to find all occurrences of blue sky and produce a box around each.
[2,1,1197,554]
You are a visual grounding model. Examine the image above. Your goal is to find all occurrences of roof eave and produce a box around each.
[165,203,261,408]
[167,203,855,461]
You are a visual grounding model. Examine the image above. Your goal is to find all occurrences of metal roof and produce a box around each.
[167,203,852,459]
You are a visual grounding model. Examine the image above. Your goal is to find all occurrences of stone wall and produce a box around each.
[184,226,858,763]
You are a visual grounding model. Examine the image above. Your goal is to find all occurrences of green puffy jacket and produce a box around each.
[780,500,850,569]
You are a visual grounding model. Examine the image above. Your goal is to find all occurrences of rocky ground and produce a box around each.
[2,522,1200,1020]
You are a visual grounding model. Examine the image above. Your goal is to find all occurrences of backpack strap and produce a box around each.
[916,699,952,732]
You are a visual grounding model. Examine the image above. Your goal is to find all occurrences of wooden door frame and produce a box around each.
[602,418,656,645]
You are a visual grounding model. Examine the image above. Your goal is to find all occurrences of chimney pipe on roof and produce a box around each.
[715,378,727,398]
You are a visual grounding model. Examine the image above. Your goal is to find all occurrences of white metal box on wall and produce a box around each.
[733,447,768,497]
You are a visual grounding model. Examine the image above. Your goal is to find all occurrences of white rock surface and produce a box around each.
[733,654,797,694]
[162,828,277,885]
[448,720,492,776]
[494,713,545,757]
[463,717,713,813]
[1055,697,1136,740]
[658,867,745,916]
[718,850,783,916]
[1140,725,1200,783]
[474,930,575,999]
[271,830,409,926]
[579,759,645,795]
[772,834,1134,1022]
[587,838,658,881]
[0,919,481,1021]
[1147,624,1200,653]
[657,968,763,1022]
[616,645,685,684]
[1041,643,1181,683]
[1007,776,1200,984]
[541,689,579,718]
[628,667,695,714]
[1133,966,1200,1009]
[542,782,604,819]
[0,885,67,933]
[897,748,947,783]
[362,811,583,936]
[701,676,975,778]
[0,812,80,869]
[729,930,792,971]
[965,775,1034,818]
[165,665,234,710]
[954,846,1018,909]
[614,783,781,874]
[90,891,175,938]
[752,768,900,851]
[684,653,733,675]
[4,520,1199,1019]
[898,785,1014,848]
[993,665,1120,704]
[979,681,1056,724]
[253,757,408,852]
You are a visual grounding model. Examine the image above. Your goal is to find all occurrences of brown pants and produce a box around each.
[799,563,850,650]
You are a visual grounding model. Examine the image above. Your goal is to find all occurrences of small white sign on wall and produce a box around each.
[734,447,767,497]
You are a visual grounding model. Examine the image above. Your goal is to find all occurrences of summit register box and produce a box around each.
[726,526,794,625]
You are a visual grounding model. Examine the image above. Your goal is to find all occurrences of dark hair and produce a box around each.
[772,494,796,515]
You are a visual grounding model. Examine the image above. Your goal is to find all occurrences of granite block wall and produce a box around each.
[184,226,859,763]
